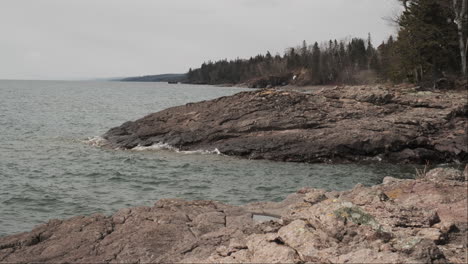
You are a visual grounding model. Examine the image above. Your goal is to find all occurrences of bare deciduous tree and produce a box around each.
[452,0,467,77]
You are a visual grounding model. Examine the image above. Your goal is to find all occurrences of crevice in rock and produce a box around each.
[181,243,199,255]
[100,222,116,241]
[272,237,285,245]
[0,242,19,251]
[188,227,198,239]
[112,245,125,262]
[0,247,16,261]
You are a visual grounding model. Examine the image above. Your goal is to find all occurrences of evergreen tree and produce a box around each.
[310,42,321,83]
[396,0,460,81]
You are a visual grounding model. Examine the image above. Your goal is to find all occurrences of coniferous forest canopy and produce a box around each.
[187,0,467,87]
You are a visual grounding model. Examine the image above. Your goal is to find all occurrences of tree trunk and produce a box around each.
[453,0,467,78]
[419,65,424,81]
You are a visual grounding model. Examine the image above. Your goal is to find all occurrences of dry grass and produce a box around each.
[415,161,431,179]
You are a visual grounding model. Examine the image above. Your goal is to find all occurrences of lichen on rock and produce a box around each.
[334,204,381,231]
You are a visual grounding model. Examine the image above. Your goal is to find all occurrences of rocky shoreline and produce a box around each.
[103,84,467,164]
[1,167,466,263]
[1,84,466,263]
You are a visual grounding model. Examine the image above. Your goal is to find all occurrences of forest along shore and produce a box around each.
[0,167,466,263]
[103,84,467,164]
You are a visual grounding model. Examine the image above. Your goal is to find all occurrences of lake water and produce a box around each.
[0,80,415,236]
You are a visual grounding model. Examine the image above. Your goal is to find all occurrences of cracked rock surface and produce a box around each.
[103,85,467,164]
[1,168,466,263]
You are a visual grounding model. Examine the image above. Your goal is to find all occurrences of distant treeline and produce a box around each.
[121,73,186,83]
[187,0,467,87]
[187,37,385,86]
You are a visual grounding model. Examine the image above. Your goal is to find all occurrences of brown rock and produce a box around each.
[0,168,466,263]
[303,189,327,205]
[102,85,467,164]
[418,228,443,243]
[425,168,466,182]
[277,220,323,262]
[245,233,300,263]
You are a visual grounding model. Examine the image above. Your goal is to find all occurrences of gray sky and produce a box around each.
[0,0,401,80]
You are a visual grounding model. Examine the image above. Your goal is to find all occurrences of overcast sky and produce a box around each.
[0,0,401,80]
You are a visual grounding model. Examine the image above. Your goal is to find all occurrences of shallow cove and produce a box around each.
[0,80,415,237]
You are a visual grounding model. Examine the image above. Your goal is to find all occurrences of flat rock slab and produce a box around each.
[1,168,466,263]
[103,85,467,163]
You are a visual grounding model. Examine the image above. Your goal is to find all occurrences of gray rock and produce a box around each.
[102,85,467,164]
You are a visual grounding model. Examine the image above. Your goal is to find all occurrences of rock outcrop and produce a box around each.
[1,168,466,263]
[103,85,467,164]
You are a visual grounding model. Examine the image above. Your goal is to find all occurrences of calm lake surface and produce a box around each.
[0,80,415,236]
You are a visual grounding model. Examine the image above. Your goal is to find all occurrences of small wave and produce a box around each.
[132,142,176,151]
[85,137,222,156]
[132,142,222,156]
[178,148,221,155]
[84,136,109,147]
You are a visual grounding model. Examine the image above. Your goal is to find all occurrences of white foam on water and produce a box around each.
[132,142,176,151]
[84,136,109,147]
[178,148,222,155]
[85,138,222,156]
[132,143,222,156]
